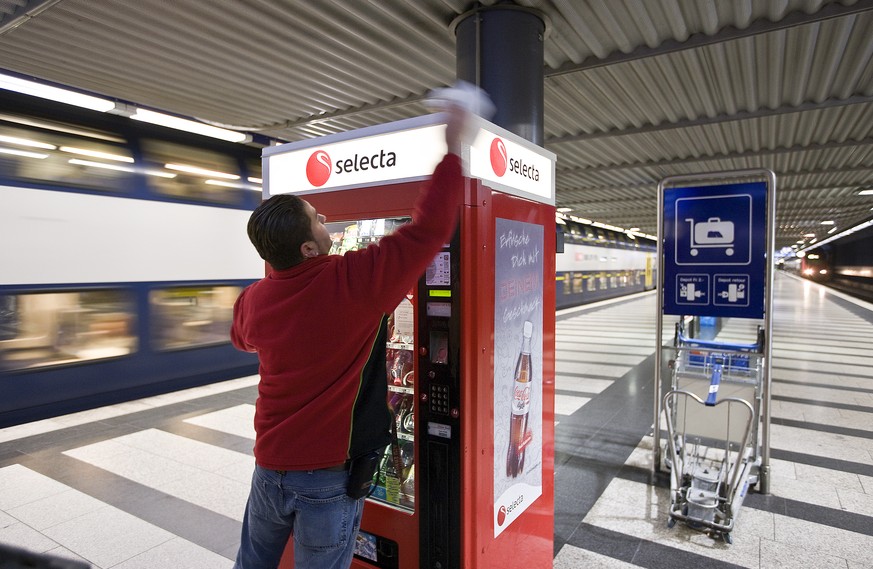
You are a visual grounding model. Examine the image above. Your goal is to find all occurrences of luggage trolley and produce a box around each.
[662,324,765,544]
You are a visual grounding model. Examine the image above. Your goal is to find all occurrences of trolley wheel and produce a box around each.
[667,518,676,529]
[722,532,733,545]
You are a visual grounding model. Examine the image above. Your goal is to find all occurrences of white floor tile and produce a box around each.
[773,514,873,567]
[0,520,59,558]
[65,432,251,521]
[0,464,69,510]
[767,475,842,509]
[65,444,204,488]
[759,538,853,569]
[0,376,259,444]
[836,487,873,517]
[793,462,866,493]
[111,429,251,472]
[44,546,98,568]
[554,394,590,416]
[771,424,873,465]
[154,471,249,521]
[184,404,256,440]
[555,376,614,394]
[552,544,638,568]
[7,488,108,531]
[556,361,633,378]
[42,507,173,569]
[111,536,233,569]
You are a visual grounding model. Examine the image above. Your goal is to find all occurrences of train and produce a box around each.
[555,215,657,309]
[781,229,873,303]
[0,90,264,427]
[1,89,660,427]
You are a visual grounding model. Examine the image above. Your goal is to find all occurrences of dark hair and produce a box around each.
[247,194,314,270]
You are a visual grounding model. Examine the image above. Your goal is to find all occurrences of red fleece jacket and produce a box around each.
[231,154,463,470]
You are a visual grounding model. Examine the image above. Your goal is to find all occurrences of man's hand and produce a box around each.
[426,81,495,155]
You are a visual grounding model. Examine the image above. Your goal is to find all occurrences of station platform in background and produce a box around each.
[1,272,871,568]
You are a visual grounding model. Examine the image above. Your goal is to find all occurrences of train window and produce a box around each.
[570,273,582,294]
[0,116,134,192]
[140,140,249,204]
[150,285,241,350]
[0,290,136,372]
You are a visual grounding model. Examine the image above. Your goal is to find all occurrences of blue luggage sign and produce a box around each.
[663,182,768,318]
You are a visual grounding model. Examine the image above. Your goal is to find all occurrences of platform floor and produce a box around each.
[1,272,871,568]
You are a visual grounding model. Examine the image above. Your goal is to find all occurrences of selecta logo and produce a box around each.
[306,150,331,187]
[497,495,524,527]
[489,137,540,182]
[490,138,507,177]
[305,148,399,187]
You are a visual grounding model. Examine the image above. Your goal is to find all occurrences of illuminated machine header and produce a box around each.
[263,114,556,205]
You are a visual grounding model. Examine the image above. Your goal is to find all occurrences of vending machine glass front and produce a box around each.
[327,217,416,514]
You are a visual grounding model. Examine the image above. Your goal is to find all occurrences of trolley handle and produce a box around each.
[705,364,723,406]
[676,331,760,353]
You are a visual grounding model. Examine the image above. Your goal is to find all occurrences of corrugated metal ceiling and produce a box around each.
[1,0,871,249]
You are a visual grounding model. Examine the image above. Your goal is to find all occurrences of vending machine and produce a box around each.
[263,113,556,569]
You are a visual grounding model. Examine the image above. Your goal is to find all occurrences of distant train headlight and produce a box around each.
[819,269,828,275]
[803,268,814,275]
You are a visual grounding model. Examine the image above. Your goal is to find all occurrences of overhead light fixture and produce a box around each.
[858,189,873,195]
[131,109,250,143]
[820,220,835,225]
[247,176,263,184]
[0,72,116,112]
[592,221,624,232]
[556,207,572,213]
[803,233,816,238]
[797,218,873,255]
[569,216,593,225]
[827,227,837,234]
[0,147,49,159]
[629,227,640,232]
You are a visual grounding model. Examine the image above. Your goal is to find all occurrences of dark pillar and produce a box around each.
[454,5,546,145]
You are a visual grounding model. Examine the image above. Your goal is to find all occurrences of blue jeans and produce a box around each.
[234,465,364,569]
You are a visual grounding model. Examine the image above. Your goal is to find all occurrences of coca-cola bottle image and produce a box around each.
[506,320,534,478]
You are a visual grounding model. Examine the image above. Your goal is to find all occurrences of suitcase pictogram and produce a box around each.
[685,217,734,256]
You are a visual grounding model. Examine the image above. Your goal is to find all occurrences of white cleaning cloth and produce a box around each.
[425,80,496,120]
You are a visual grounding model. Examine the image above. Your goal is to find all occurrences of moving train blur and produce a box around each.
[780,223,873,303]
[0,92,264,427]
[555,215,656,309]
[1,92,664,428]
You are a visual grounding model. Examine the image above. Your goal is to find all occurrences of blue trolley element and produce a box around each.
[662,324,765,544]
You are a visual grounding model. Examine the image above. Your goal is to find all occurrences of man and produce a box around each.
[231,101,472,568]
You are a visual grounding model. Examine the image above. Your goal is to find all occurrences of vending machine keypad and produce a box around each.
[430,384,450,415]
